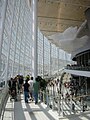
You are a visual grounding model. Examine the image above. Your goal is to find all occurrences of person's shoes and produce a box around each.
[35,101,38,104]
[25,101,28,103]
[14,98,18,102]
[31,98,34,101]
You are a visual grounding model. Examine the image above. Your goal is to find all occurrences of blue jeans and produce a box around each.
[34,92,38,104]
[24,91,29,103]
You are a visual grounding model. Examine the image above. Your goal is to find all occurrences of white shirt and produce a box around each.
[28,80,33,91]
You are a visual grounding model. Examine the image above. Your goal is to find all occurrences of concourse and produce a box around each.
[0,0,90,120]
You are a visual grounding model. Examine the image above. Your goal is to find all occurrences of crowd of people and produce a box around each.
[8,75,24,101]
[8,75,46,104]
[23,76,40,104]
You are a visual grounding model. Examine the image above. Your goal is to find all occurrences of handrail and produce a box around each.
[0,87,9,120]
[0,66,6,79]
[65,65,90,71]
[40,90,90,100]
[39,88,90,116]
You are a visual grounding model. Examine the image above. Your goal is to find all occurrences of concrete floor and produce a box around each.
[2,94,90,120]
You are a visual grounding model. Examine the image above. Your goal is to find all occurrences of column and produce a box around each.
[57,48,59,77]
[64,51,67,66]
[42,35,44,78]
[0,0,7,75]
[0,0,7,57]
[31,0,38,80]
[5,0,16,83]
[18,5,25,74]
[49,43,52,77]
[12,0,21,76]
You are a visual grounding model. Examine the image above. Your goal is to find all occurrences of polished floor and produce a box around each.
[3,94,59,120]
[3,94,90,120]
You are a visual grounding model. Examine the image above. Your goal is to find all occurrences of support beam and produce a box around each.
[31,0,38,80]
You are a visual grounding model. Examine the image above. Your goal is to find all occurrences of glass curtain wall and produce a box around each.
[37,31,50,78]
[37,31,72,79]
[51,44,58,75]
[0,0,32,83]
[43,36,50,77]
[0,0,72,83]
[37,29,43,77]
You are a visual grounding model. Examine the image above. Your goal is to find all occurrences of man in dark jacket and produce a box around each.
[23,79,30,103]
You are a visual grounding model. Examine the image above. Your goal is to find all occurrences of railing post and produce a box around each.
[39,90,41,102]
[58,93,61,116]
[70,95,72,114]
[46,89,49,107]
[52,84,55,111]
[43,90,44,103]
[61,95,64,117]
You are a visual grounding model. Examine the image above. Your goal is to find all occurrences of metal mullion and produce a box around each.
[5,0,16,83]
[18,4,25,74]
[0,0,8,64]
[42,35,44,78]
[57,47,59,77]
[23,36,26,76]
[12,0,21,76]
[31,0,38,79]
[49,42,52,77]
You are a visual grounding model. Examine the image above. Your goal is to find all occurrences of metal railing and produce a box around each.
[0,86,9,120]
[66,65,90,71]
[39,85,90,117]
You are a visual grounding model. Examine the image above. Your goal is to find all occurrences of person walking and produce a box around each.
[33,77,40,104]
[23,79,30,103]
[18,75,24,93]
[28,76,34,101]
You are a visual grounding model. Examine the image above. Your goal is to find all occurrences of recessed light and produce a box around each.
[79,6,82,9]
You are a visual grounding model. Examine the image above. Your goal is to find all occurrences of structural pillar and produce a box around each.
[31,0,38,80]
[0,0,7,74]
[0,0,7,56]
[49,43,52,77]
[42,35,44,78]
[5,0,18,85]
[57,48,59,77]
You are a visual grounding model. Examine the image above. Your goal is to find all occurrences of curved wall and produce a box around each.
[71,38,90,60]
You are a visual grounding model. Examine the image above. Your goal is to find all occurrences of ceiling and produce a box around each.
[38,0,90,37]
